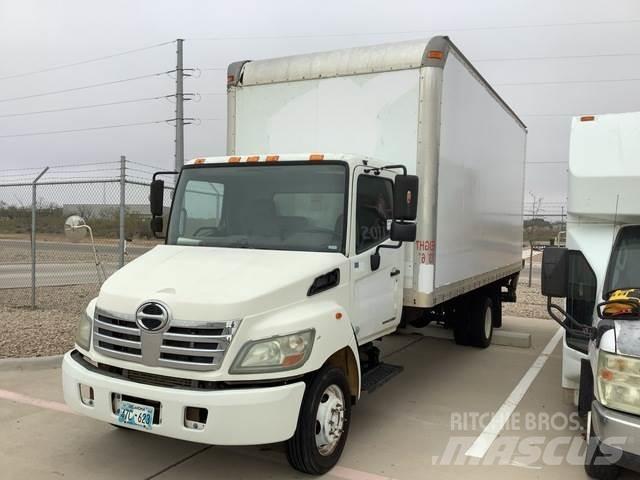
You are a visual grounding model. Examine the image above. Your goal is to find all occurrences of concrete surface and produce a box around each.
[0,315,636,479]
[406,323,532,348]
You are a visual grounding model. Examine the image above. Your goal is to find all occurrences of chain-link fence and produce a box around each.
[0,157,173,308]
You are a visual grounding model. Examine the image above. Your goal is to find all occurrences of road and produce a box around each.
[0,262,120,288]
[0,238,153,288]
[0,238,153,255]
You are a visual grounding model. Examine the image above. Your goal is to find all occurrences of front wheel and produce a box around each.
[286,366,352,475]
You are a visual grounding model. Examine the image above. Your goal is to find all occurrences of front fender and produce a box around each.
[228,298,360,390]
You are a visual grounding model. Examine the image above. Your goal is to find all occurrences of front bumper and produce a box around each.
[592,401,640,471]
[62,351,305,445]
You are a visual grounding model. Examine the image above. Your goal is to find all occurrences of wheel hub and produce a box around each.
[315,384,345,456]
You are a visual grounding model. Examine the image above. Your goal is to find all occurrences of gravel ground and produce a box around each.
[0,284,98,358]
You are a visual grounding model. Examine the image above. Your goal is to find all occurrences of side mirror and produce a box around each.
[150,216,163,235]
[541,247,569,298]
[150,179,164,217]
[390,221,416,242]
[393,175,419,221]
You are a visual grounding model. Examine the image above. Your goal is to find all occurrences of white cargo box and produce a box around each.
[226,36,526,308]
[569,112,640,221]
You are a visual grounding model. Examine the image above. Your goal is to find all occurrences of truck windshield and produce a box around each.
[167,162,347,253]
[604,225,640,295]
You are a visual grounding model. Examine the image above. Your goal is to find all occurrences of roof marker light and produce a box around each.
[228,156,241,163]
[266,155,279,162]
[580,115,595,122]
[194,158,206,165]
[309,154,324,161]
[427,50,444,60]
[246,156,260,162]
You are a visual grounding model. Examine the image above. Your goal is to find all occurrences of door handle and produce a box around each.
[390,268,401,277]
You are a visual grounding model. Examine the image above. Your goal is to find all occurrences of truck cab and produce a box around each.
[541,112,640,479]
[63,153,419,475]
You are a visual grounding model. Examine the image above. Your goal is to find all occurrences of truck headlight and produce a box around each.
[75,311,92,352]
[597,350,640,415]
[230,330,315,374]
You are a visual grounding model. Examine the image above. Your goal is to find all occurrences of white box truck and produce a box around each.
[62,36,526,474]
[541,112,640,479]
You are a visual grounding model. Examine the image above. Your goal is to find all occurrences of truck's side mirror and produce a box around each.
[150,179,165,238]
[150,179,164,217]
[390,221,416,242]
[150,216,163,235]
[541,247,569,298]
[393,174,419,221]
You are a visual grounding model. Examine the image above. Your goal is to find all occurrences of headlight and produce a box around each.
[597,350,640,415]
[75,311,92,352]
[230,330,315,374]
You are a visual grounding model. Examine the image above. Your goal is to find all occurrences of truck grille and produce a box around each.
[93,311,237,372]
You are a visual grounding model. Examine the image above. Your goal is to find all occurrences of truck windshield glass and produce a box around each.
[167,163,347,253]
[604,225,640,295]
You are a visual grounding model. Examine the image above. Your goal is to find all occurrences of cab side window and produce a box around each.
[356,176,393,253]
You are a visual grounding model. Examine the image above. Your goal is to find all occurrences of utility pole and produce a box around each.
[174,38,184,172]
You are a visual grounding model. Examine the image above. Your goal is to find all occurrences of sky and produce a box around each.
[1,0,640,210]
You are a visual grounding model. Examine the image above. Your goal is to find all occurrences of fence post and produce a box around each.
[119,155,126,268]
[31,167,49,308]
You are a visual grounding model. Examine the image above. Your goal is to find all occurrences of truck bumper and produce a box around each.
[62,351,306,445]
[592,401,640,471]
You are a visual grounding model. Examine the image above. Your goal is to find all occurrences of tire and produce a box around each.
[468,296,493,348]
[491,292,502,329]
[584,436,620,480]
[286,366,352,475]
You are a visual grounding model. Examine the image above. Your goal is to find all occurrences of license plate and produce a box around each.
[117,401,154,430]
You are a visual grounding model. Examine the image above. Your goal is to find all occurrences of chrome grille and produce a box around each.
[159,324,233,370]
[94,314,142,360]
[93,310,237,372]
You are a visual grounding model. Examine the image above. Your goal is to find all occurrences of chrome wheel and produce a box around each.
[484,306,492,340]
[315,384,345,456]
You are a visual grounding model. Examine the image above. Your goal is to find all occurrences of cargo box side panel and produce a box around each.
[233,69,420,172]
[434,53,525,291]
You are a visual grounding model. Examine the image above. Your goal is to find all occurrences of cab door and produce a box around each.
[562,250,598,389]
[349,167,404,344]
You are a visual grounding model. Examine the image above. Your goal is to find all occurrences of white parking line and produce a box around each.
[465,327,564,459]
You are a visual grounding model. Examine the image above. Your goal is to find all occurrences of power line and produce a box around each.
[0,40,175,81]
[0,72,169,104]
[496,77,640,87]
[187,18,640,42]
[0,120,166,138]
[1,161,119,172]
[0,95,167,118]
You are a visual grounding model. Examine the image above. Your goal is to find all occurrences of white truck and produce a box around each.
[62,36,526,474]
[541,112,640,479]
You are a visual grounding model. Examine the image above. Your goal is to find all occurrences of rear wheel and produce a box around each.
[286,366,352,475]
[468,296,493,348]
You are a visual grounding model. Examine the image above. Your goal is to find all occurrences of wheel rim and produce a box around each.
[315,384,345,456]
[484,305,492,339]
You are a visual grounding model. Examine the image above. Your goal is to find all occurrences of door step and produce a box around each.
[361,363,403,393]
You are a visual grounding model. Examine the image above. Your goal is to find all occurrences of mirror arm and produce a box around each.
[153,170,178,181]
[380,164,407,175]
[546,296,596,339]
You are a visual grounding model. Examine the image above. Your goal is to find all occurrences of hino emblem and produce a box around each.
[136,302,170,332]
